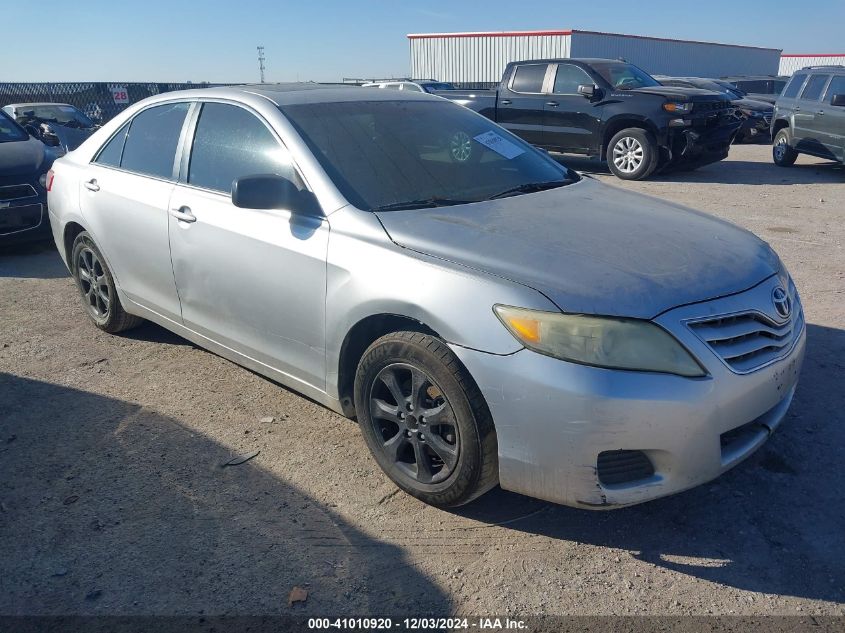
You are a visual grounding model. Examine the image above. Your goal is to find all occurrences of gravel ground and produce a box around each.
[1,144,843,618]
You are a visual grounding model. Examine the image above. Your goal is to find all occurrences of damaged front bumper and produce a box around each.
[662,115,742,168]
[451,276,805,509]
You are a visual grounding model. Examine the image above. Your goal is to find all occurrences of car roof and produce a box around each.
[163,83,438,106]
[5,102,75,108]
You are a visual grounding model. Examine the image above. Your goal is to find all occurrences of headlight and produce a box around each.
[662,102,693,114]
[494,305,706,377]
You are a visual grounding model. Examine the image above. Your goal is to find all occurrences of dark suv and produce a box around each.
[771,66,845,166]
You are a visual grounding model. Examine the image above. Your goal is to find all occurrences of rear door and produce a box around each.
[819,75,845,162]
[167,101,329,390]
[543,63,603,153]
[79,101,191,321]
[496,63,551,146]
[794,73,831,155]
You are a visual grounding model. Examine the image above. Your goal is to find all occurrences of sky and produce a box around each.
[4,0,844,83]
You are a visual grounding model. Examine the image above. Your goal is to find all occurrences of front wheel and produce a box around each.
[607,128,659,180]
[354,331,498,507]
[772,128,798,167]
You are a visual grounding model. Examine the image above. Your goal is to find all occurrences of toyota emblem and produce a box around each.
[772,286,791,320]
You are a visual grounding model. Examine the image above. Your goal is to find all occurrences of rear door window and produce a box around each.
[781,74,807,99]
[800,75,831,102]
[510,64,548,93]
[187,102,299,194]
[121,102,190,179]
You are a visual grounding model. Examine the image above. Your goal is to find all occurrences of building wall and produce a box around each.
[409,31,571,84]
[571,31,781,77]
[408,30,781,84]
[779,55,845,75]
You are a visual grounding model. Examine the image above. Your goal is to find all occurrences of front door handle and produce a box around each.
[545,101,559,107]
[500,99,512,106]
[84,179,100,192]
[817,110,825,115]
[170,206,196,223]
[794,105,801,111]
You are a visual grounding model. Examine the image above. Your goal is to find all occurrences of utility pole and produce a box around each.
[257,46,266,83]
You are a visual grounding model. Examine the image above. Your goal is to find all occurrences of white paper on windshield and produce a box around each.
[473,131,525,159]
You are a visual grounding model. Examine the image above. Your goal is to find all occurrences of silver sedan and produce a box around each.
[46,85,805,508]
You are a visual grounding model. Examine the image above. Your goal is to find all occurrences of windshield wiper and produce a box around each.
[371,197,474,212]
[487,180,572,200]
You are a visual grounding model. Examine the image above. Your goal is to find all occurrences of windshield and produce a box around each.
[16,104,94,128]
[592,62,661,90]
[0,111,28,142]
[711,80,745,99]
[280,100,576,211]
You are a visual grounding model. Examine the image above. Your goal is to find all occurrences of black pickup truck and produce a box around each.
[437,59,742,180]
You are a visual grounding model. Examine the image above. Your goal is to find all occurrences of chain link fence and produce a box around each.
[0,82,238,124]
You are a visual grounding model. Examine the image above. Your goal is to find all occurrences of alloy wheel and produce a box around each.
[368,363,460,484]
[76,246,110,318]
[774,138,787,161]
[450,131,473,162]
[612,136,644,173]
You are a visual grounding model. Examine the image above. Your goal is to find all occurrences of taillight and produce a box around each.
[45,169,55,192]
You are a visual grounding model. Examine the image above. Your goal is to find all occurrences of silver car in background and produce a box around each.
[46,85,805,509]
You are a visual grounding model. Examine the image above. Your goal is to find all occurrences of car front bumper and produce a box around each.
[0,191,50,246]
[451,275,805,509]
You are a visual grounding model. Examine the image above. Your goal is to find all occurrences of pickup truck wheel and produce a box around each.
[607,128,659,180]
[354,331,498,508]
[773,129,798,167]
[71,231,143,333]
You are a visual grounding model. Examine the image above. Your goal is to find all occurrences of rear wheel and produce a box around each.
[354,331,498,507]
[772,128,798,167]
[71,231,142,333]
[607,128,659,180]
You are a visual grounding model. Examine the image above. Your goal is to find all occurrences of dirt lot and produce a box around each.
[1,144,843,618]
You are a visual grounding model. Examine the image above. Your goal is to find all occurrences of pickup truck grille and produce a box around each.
[688,287,804,374]
[763,114,773,126]
[693,101,732,114]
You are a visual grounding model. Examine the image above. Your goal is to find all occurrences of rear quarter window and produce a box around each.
[781,74,807,99]
[94,122,130,167]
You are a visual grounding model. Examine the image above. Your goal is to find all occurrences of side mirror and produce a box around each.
[232,174,320,215]
[831,94,845,107]
[577,84,597,99]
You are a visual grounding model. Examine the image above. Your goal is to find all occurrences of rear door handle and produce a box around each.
[84,179,100,192]
[169,206,196,223]
[500,99,512,106]
[545,101,559,107]
[817,110,825,115]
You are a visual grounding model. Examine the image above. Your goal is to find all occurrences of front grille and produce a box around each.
[688,285,804,374]
[597,450,655,486]
[0,184,37,202]
[763,114,773,126]
[694,101,732,113]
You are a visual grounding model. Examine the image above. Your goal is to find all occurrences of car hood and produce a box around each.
[375,178,779,319]
[733,97,773,111]
[623,86,727,102]
[0,136,49,177]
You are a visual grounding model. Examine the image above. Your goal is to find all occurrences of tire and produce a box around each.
[772,128,798,167]
[607,128,659,180]
[354,331,498,508]
[70,231,143,333]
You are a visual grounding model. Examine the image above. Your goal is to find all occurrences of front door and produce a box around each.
[793,73,831,155]
[543,63,603,153]
[819,75,845,162]
[78,102,191,321]
[167,101,329,390]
